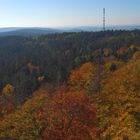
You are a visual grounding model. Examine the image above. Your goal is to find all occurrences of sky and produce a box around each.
[0,0,140,27]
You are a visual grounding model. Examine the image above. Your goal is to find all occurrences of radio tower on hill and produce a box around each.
[97,8,106,95]
[103,8,106,31]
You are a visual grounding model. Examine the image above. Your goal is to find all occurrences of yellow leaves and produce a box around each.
[68,62,96,92]
[2,84,14,96]
[0,90,49,140]
[96,60,140,139]
[1,59,140,139]
[101,109,136,139]
[37,76,45,82]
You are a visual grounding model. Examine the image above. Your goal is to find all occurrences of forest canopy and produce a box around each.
[0,30,140,139]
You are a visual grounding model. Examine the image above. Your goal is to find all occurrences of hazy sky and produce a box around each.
[0,0,140,27]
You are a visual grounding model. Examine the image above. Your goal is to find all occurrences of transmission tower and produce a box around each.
[103,8,106,31]
[97,8,106,94]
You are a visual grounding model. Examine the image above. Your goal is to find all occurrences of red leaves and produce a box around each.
[0,86,98,139]
[42,87,98,140]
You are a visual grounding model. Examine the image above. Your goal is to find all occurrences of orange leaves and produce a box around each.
[103,48,112,57]
[117,47,129,56]
[27,62,39,73]
[0,86,98,140]
[2,59,140,139]
[132,51,140,60]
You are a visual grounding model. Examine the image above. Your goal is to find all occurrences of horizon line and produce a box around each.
[0,24,140,29]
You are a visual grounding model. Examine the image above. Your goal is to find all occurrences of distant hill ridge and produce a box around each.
[0,28,62,36]
[0,25,140,36]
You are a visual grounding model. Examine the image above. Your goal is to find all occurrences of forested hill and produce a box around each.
[0,30,140,103]
[0,30,140,139]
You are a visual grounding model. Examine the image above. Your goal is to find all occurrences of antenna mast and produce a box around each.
[97,8,106,94]
[103,8,105,31]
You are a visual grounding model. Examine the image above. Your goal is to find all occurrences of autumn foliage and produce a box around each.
[0,87,98,140]
[43,88,98,140]
[68,62,96,92]
[2,84,14,96]
[0,84,15,117]
[97,60,140,139]
[0,58,140,140]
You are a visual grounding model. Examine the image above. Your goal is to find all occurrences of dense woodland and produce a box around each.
[0,30,140,139]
